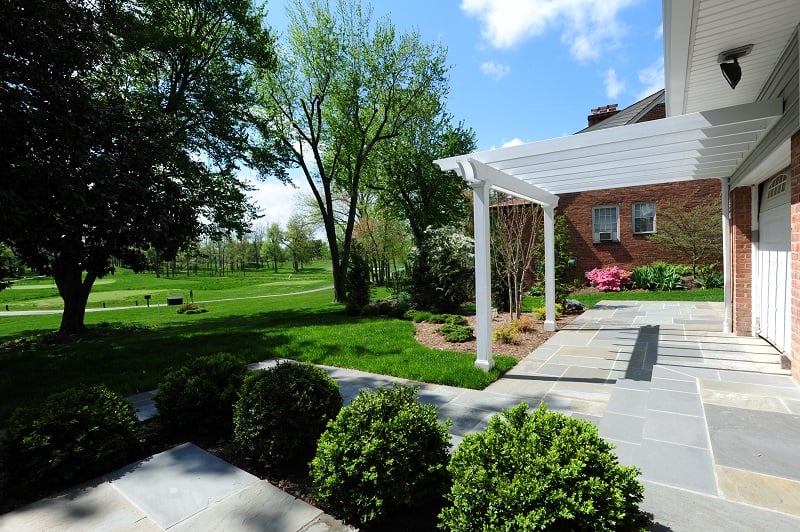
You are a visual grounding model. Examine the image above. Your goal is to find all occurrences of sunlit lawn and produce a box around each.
[0,273,515,426]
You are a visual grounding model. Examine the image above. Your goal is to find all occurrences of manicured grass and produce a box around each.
[0,287,515,426]
[0,262,333,310]
[523,287,724,311]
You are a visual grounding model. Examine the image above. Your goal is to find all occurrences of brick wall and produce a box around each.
[791,132,800,380]
[556,179,722,277]
[730,186,752,336]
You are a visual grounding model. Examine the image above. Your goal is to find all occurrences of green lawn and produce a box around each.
[0,270,515,426]
[523,287,724,311]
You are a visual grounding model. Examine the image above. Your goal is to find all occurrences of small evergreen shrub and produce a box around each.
[439,402,644,531]
[154,353,248,437]
[437,323,474,342]
[445,314,468,326]
[413,310,433,323]
[234,362,342,469]
[429,314,468,325]
[586,265,632,291]
[0,385,143,496]
[359,303,378,316]
[493,324,520,344]
[310,385,451,527]
[403,308,417,320]
[533,303,563,320]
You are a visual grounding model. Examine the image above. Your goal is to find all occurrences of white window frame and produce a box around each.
[632,201,656,234]
[592,205,620,243]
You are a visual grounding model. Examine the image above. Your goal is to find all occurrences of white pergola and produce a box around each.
[435,99,783,370]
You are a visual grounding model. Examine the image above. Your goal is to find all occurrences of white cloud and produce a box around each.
[502,137,525,148]
[654,24,663,39]
[480,61,511,80]
[246,173,311,226]
[604,68,625,99]
[460,0,636,61]
[636,56,664,100]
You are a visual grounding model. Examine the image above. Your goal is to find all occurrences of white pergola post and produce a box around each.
[721,177,732,333]
[471,179,494,371]
[543,205,557,332]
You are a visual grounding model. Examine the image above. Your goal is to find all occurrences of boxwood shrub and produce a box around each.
[310,384,451,527]
[154,353,248,438]
[233,362,342,470]
[439,402,645,531]
[0,385,143,496]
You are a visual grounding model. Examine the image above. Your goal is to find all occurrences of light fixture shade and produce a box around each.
[720,58,742,89]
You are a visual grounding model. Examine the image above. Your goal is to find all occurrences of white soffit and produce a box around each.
[435,99,782,196]
[665,0,800,115]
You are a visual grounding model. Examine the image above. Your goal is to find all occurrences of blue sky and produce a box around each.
[250,0,665,225]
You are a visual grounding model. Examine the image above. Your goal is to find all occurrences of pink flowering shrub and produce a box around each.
[586,266,632,292]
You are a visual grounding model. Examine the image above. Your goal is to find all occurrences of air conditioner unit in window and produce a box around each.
[599,232,613,241]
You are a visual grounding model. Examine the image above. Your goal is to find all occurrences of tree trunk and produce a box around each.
[53,254,95,336]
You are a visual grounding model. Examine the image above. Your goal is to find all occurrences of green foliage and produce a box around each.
[439,403,645,531]
[234,362,342,469]
[310,385,451,527]
[256,0,451,304]
[408,226,474,313]
[437,324,474,342]
[631,262,684,291]
[413,310,434,323]
[176,302,207,315]
[696,265,724,289]
[493,324,520,344]
[533,303,563,320]
[154,353,248,437]
[0,0,276,335]
[345,242,371,314]
[0,385,143,496]
[646,190,723,276]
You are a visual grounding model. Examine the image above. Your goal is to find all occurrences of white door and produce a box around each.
[757,173,791,352]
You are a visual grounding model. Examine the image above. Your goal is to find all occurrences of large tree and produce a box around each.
[256,0,449,302]
[371,118,477,248]
[0,0,276,334]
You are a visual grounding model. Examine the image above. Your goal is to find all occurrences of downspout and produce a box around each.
[721,177,732,333]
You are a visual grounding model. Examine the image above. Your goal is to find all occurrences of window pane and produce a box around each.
[593,206,618,240]
[633,202,655,234]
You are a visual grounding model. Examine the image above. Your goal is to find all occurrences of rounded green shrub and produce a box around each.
[0,385,143,496]
[437,323,474,343]
[439,402,644,531]
[234,362,342,469]
[310,384,451,527]
[154,353,248,437]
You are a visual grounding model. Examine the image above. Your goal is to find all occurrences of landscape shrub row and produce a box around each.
[587,262,723,292]
[0,357,645,531]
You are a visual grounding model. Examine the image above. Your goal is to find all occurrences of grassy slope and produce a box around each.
[0,273,515,425]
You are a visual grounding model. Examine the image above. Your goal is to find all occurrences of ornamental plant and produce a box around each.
[439,402,645,531]
[154,353,248,438]
[586,265,632,291]
[310,384,451,527]
[0,385,143,496]
[234,362,342,469]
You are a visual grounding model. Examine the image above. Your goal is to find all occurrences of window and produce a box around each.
[632,202,656,234]
[592,205,619,242]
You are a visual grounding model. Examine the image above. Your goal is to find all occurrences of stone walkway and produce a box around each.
[3,301,800,531]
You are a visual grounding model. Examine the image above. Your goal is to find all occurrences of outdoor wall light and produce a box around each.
[718,44,753,89]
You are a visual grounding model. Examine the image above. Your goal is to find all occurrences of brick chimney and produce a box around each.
[587,103,619,127]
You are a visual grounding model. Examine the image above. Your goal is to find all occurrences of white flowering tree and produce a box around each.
[408,226,474,312]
